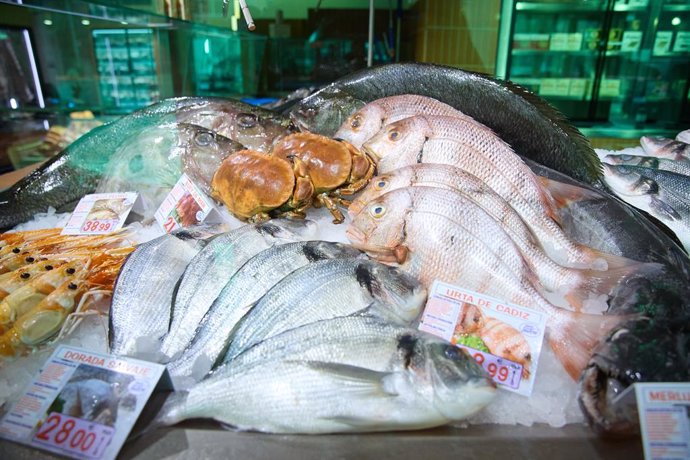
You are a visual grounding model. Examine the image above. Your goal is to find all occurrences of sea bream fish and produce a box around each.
[333,94,473,148]
[160,219,317,362]
[346,187,625,380]
[166,241,363,383]
[362,114,623,270]
[0,97,294,230]
[108,228,212,359]
[640,136,690,160]
[151,316,496,434]
[602,163,690,252]
[290,62,601,184]
[348,165,649,313]
[223,258,427,363]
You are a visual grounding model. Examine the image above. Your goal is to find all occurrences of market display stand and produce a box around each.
[0,423,643,459]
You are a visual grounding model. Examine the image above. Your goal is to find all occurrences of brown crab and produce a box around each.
[210,133,375,223]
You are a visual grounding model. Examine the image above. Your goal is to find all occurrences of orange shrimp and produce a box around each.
[0,259,67,301]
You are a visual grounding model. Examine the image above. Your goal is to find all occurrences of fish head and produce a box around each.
[603,154,645,166]
[256,218,318,241]
[290,89,365,136]
[579,316,690,436]
[175,100,294,152]
[640,136,690,160]
[176,124,245,194]
[402,334,496,420]
[346,191,412,264]
[348,170,410,218]
[362,117,431,165]
[301,241,363,262]
[334,103,387,148]
[356,261,426,323]
[602,164,658,197]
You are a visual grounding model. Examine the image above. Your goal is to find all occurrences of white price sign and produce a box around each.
[61,193,139,235]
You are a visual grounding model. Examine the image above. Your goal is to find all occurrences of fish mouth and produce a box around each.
[361,144,382,164]
[344,231,400,265]
[578,359,638,437]
[347,199,367,218]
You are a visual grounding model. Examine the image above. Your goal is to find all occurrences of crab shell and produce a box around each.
[210,150,296,220]
[272,133,354,193]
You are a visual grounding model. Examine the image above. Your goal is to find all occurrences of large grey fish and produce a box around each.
[223,259,427,363]
[640,136,690,160]
[166,240,363,383]
[95,123,244,217]
[108,229,210,359]
[602,164,690,253]
[0,97,294,230]
[160,219,316,361]
[525,161,690,435]
[289,62,600,184]
[152,316,496,433]
[603,153,690,177]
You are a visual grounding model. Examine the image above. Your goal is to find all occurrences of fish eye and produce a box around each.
[373,179,388,190]
[237,113,258,129]
[444,345,463,360]
[388,130,399,141]
[369,204,386,218]
[621,155,632,161]
[350,115,362,129]
[195,132,214,146]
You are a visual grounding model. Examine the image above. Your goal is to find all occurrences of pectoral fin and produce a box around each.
[650,196,681,221]
[295,361,398,397]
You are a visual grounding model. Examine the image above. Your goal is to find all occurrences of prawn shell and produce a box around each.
[272,133,352,192]
[211,150,295,219]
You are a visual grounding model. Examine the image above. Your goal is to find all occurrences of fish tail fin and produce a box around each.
[548,312,628,380]
[562,262,665,313]
[577,244,664,272]
[538,176,601,209]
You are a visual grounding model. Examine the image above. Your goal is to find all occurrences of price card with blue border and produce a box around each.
[0,345,166,459]
[635,383,690,460]
[418,280,547,396]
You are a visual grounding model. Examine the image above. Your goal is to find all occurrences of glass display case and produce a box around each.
[497,0,690,134]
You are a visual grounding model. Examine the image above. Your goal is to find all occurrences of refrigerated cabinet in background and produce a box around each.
[497,0,690,134]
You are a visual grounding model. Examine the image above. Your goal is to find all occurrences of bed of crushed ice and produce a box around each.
[0,184,595,429]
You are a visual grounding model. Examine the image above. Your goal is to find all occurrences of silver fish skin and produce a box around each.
[350,171,634,312]
[640,136,690,160]
[108,231,208,359]
[160,219,316,361]
[289,62,600,184]
[154,316,496,434]
[603,154,690,177]
[166,241,363,383]
[0,97,294,230]
[333,95,475,148]
[677,129,690,144]
[602,163,690,252]
[223,258,427,363]
[364,115,610,270]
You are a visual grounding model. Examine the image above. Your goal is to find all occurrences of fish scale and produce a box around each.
[223,259,426,363]
[108,232,208,358]
[160,220,315,361]
[153,316,495,434]
[166,240,362,382]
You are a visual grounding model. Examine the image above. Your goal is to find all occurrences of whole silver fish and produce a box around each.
[166,241,363,383]
[160,219,316,361]
[640,136,690,160]
[603,153,690,177]
[153,316,496,433]
[108,230,209,358]
[223,259,427,363]
[602,163,690,252]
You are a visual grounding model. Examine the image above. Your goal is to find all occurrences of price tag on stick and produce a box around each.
[0,346,167,460]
